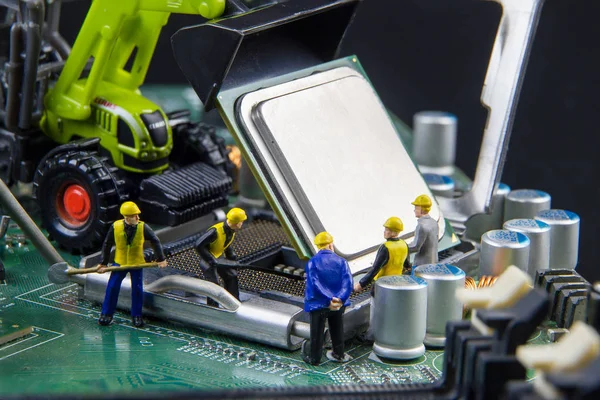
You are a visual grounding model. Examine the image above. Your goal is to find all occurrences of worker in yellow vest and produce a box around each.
[353,216,409,342]
[98,201,167,327]
[195,208,247,307]
[354,216,409,293]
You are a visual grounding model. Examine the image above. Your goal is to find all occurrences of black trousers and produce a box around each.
[306,306,346,365]
[200,260,239,306]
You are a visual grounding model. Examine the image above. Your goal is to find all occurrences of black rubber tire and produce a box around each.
[33,150,126,254]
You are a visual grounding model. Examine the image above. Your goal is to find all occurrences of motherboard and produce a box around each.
[0,216,554,397]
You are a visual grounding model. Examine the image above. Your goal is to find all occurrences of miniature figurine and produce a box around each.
[353,217,409,342]
[408,194,439,267]
[303,232,354,366]
[98,201,168,327]
[195,207,247,307]
[353,217,409,293]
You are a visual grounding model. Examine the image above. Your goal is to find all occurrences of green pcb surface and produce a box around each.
[0,230,445,396]
[0,220,549,397]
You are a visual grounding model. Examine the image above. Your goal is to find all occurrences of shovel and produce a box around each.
[48,261,159,284]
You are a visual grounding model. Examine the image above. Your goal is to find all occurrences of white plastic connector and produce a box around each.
[516,321,600,400]
[516,321,600,372]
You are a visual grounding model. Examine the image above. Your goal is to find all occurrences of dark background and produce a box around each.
[60,0,599,282]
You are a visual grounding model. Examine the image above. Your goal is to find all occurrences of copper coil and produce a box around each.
[478,275,498,288]
[463,275,497,317]
[464,276,477,290]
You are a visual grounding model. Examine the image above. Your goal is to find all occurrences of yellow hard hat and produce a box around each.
[314,231,334,247]
[411,194,432,208]
[383,216,404,233]
[120,201,141,216]
[226,208,247,224]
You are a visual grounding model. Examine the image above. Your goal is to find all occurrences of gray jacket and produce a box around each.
[408,214,438,266]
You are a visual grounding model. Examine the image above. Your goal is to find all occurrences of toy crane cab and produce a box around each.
[0,0,234,253]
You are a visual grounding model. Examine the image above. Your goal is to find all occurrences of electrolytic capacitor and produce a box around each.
[413,264,465,347]
[535,210,580,270]
[480,230,530,276]
[412,111,457,176]
[503,219,551,277]
[504,189,551,222]
[372,275,427,360]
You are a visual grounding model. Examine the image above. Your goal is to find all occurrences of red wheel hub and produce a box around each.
[56,184,91,227]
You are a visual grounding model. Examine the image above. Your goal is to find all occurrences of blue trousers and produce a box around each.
[101,267,143,317]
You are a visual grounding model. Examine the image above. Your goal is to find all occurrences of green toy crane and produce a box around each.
[42,0,225,174]
[0,0,235,253]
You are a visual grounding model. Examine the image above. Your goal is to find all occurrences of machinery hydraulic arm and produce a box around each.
[45,0,225,120]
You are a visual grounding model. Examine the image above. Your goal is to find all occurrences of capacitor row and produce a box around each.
[471,185,579,277]
[370,264,465,361]
[410,111,579,276]
[481,207,579,277]
[421,174,580,278]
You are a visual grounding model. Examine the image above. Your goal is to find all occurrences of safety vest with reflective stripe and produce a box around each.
[374,239,408,280]
[114,220,145,265]
[208,222,235,258]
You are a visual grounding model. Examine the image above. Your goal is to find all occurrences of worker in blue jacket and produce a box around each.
[303,231,354,365]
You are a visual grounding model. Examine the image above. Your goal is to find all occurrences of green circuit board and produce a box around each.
[0,84,551,397]
[0,219,551,397]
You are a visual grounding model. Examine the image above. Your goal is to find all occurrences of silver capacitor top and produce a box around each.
[504,189,551,222]
[372,275,428,360]
[423,173,455,197]
[535,210,580,270]
[480,229,531,276]
[503,219,551,278]
[412,111,457,175]
[414,264,465,348]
